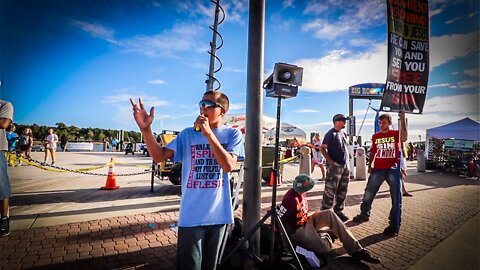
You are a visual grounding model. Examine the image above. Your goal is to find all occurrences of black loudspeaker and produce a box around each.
[273,63,303,87]
[264,63,303,99]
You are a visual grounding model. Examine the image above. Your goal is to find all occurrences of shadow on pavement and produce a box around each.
[28,245,177,270]
[11,200,181,221]
[356,233,390,248]
[11,186,182,206]
[327,256,371,270]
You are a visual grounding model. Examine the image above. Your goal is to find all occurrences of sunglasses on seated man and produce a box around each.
[198,100,225,110]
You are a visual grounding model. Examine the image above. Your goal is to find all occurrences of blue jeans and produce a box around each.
[0,151,11,200]
[359,168,402,229]
[176,224,226,270]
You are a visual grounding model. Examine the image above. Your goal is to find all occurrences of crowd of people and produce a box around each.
[2,91,414,269]
[3,125,60,166]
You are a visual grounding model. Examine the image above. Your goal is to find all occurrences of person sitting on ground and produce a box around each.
[277,174,381,264]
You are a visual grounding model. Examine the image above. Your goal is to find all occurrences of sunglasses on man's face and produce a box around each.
[198,100,224,109]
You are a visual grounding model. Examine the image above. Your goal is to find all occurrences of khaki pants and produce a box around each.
[291,209,362,255]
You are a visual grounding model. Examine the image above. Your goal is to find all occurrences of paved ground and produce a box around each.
[1,152,479,269]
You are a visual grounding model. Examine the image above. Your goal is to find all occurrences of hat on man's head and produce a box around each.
[333,114,349,122]
[293,174,315,193]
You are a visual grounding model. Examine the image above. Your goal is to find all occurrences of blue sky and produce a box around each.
[1,0,479,142]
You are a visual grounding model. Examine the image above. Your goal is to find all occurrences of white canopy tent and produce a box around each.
[265,122,307,142]
[223,114,276,134]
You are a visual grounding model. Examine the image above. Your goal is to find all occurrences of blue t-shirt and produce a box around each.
[322,128,349,165]
[6,132,18,151]
[166,126,244,227]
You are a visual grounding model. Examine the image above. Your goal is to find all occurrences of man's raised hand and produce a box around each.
[130,98,155,131]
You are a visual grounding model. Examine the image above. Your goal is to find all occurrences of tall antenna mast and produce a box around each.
[205,0,225,92]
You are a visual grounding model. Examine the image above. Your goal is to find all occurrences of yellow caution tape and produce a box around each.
[261,155,299,168]
[16,157,67,172]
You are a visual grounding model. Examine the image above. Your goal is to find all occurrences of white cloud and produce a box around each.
[270,12,294,32]
[103,94,169,107]
[457,80,480,89]
[296,45,387,92]
[102,92,170,126]
[349,38,376,47]
[423,93,479,114]
[228,103,245,110]
[302,0,385,41]
[71,20,119,45]
[293,30,479,93]
[428,80,479,89]
[464,68,479,77]
[148,80,165,85]
[430,32,479,68]
[72,20,206,58]
[429,83,452,88]
[293,109,320,113]
[303,2,329,15]
[122,23,207,57]
[175,0,248,24]
[302,19,355,40]
[429,8,443,18]
[283,0,294,9]
[445,16,462,24]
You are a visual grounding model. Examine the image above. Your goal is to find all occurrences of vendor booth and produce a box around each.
[425,117,480,170]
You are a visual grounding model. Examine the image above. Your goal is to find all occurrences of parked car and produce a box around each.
[31,144,45,152]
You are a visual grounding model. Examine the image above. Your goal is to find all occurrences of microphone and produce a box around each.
[194,114,205,132]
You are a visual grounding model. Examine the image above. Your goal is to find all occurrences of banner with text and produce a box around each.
[380,0,430,114]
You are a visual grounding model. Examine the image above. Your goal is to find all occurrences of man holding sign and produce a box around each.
[353,112,407,237]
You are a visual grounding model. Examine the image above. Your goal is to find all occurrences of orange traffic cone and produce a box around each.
[268,170,281,187]
[101,157,120,190]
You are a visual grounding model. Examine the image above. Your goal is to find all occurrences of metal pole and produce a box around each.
[243,0,265,256]
[206,0,221,92]
[269,96,282,263]
[349,97,354,143]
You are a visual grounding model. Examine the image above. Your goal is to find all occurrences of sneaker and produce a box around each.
[403,192,413,197]
[352,214,370,223]
[352,249,381,264]
[383,225,399,237]
[335,211,349,222]
[0,217,10,237]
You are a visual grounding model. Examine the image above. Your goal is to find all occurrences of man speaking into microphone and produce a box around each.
[130,90,244,270]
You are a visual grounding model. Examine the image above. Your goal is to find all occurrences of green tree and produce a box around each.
[98,132,106,141]
[86,130,95,141]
